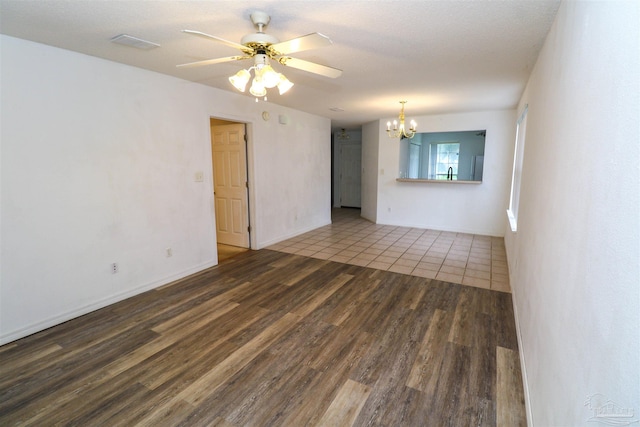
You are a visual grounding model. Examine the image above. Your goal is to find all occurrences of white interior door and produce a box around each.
[211,123,250,248]
[340,142,362,208]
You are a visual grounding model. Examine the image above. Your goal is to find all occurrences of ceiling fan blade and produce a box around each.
[177,55,248,68]
[278,57,343,78]
[270,32,332,55]
[182,30,252,54]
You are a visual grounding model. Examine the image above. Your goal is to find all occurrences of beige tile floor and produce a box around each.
[267,208,511,293]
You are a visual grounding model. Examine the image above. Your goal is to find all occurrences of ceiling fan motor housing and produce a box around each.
[242,11,279,47]
[241,32,279,47]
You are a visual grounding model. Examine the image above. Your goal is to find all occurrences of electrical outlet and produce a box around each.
[111,262,118,274]
[166,247,172,257]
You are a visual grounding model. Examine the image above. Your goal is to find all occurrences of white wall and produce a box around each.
[0,35,331,344]
[374,110,515,236]
[504,2,640,425]
[360,121,379,222]
[250,105,332,247]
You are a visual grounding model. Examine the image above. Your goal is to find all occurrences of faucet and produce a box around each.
[447,166,453,181]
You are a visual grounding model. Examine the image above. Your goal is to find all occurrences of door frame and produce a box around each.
[209,117,255,253]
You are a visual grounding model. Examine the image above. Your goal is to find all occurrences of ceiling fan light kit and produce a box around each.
[179,11,342,101]
[387,101,417,139]
[229,69,251,92]
[231,53,294,101]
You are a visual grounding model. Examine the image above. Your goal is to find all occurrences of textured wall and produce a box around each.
[505,1,640,425]
[0,35,331,343]
[374,110,516,236]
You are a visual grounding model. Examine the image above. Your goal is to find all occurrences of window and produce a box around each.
[408,142,421,179]
[507,105,528,231]
[431,142,459,180]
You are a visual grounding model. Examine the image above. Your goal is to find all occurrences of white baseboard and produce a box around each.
[0,260,217,345]
[511,288,533,426]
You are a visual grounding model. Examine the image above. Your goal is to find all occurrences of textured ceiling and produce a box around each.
[0,0,560,130]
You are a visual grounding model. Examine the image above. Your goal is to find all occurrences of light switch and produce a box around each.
[195,171,204,182]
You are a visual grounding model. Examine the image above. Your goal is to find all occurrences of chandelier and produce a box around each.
[386,101,417,139]
[229,53,293,101]
[337,128,350,140]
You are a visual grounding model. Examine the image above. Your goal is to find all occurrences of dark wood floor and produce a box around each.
[0,249,525,426]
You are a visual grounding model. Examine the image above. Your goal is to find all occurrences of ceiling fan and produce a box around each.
[178,11,342,98]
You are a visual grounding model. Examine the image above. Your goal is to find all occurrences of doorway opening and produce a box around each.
[332,128,362,209]
[210,118,251,262]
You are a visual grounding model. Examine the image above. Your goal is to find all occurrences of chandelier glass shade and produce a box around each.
[228,54,293,100]
[337,128,350,140]
[387,101,417,139]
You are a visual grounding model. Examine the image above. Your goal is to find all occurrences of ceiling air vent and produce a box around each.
[110,34,160,50]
